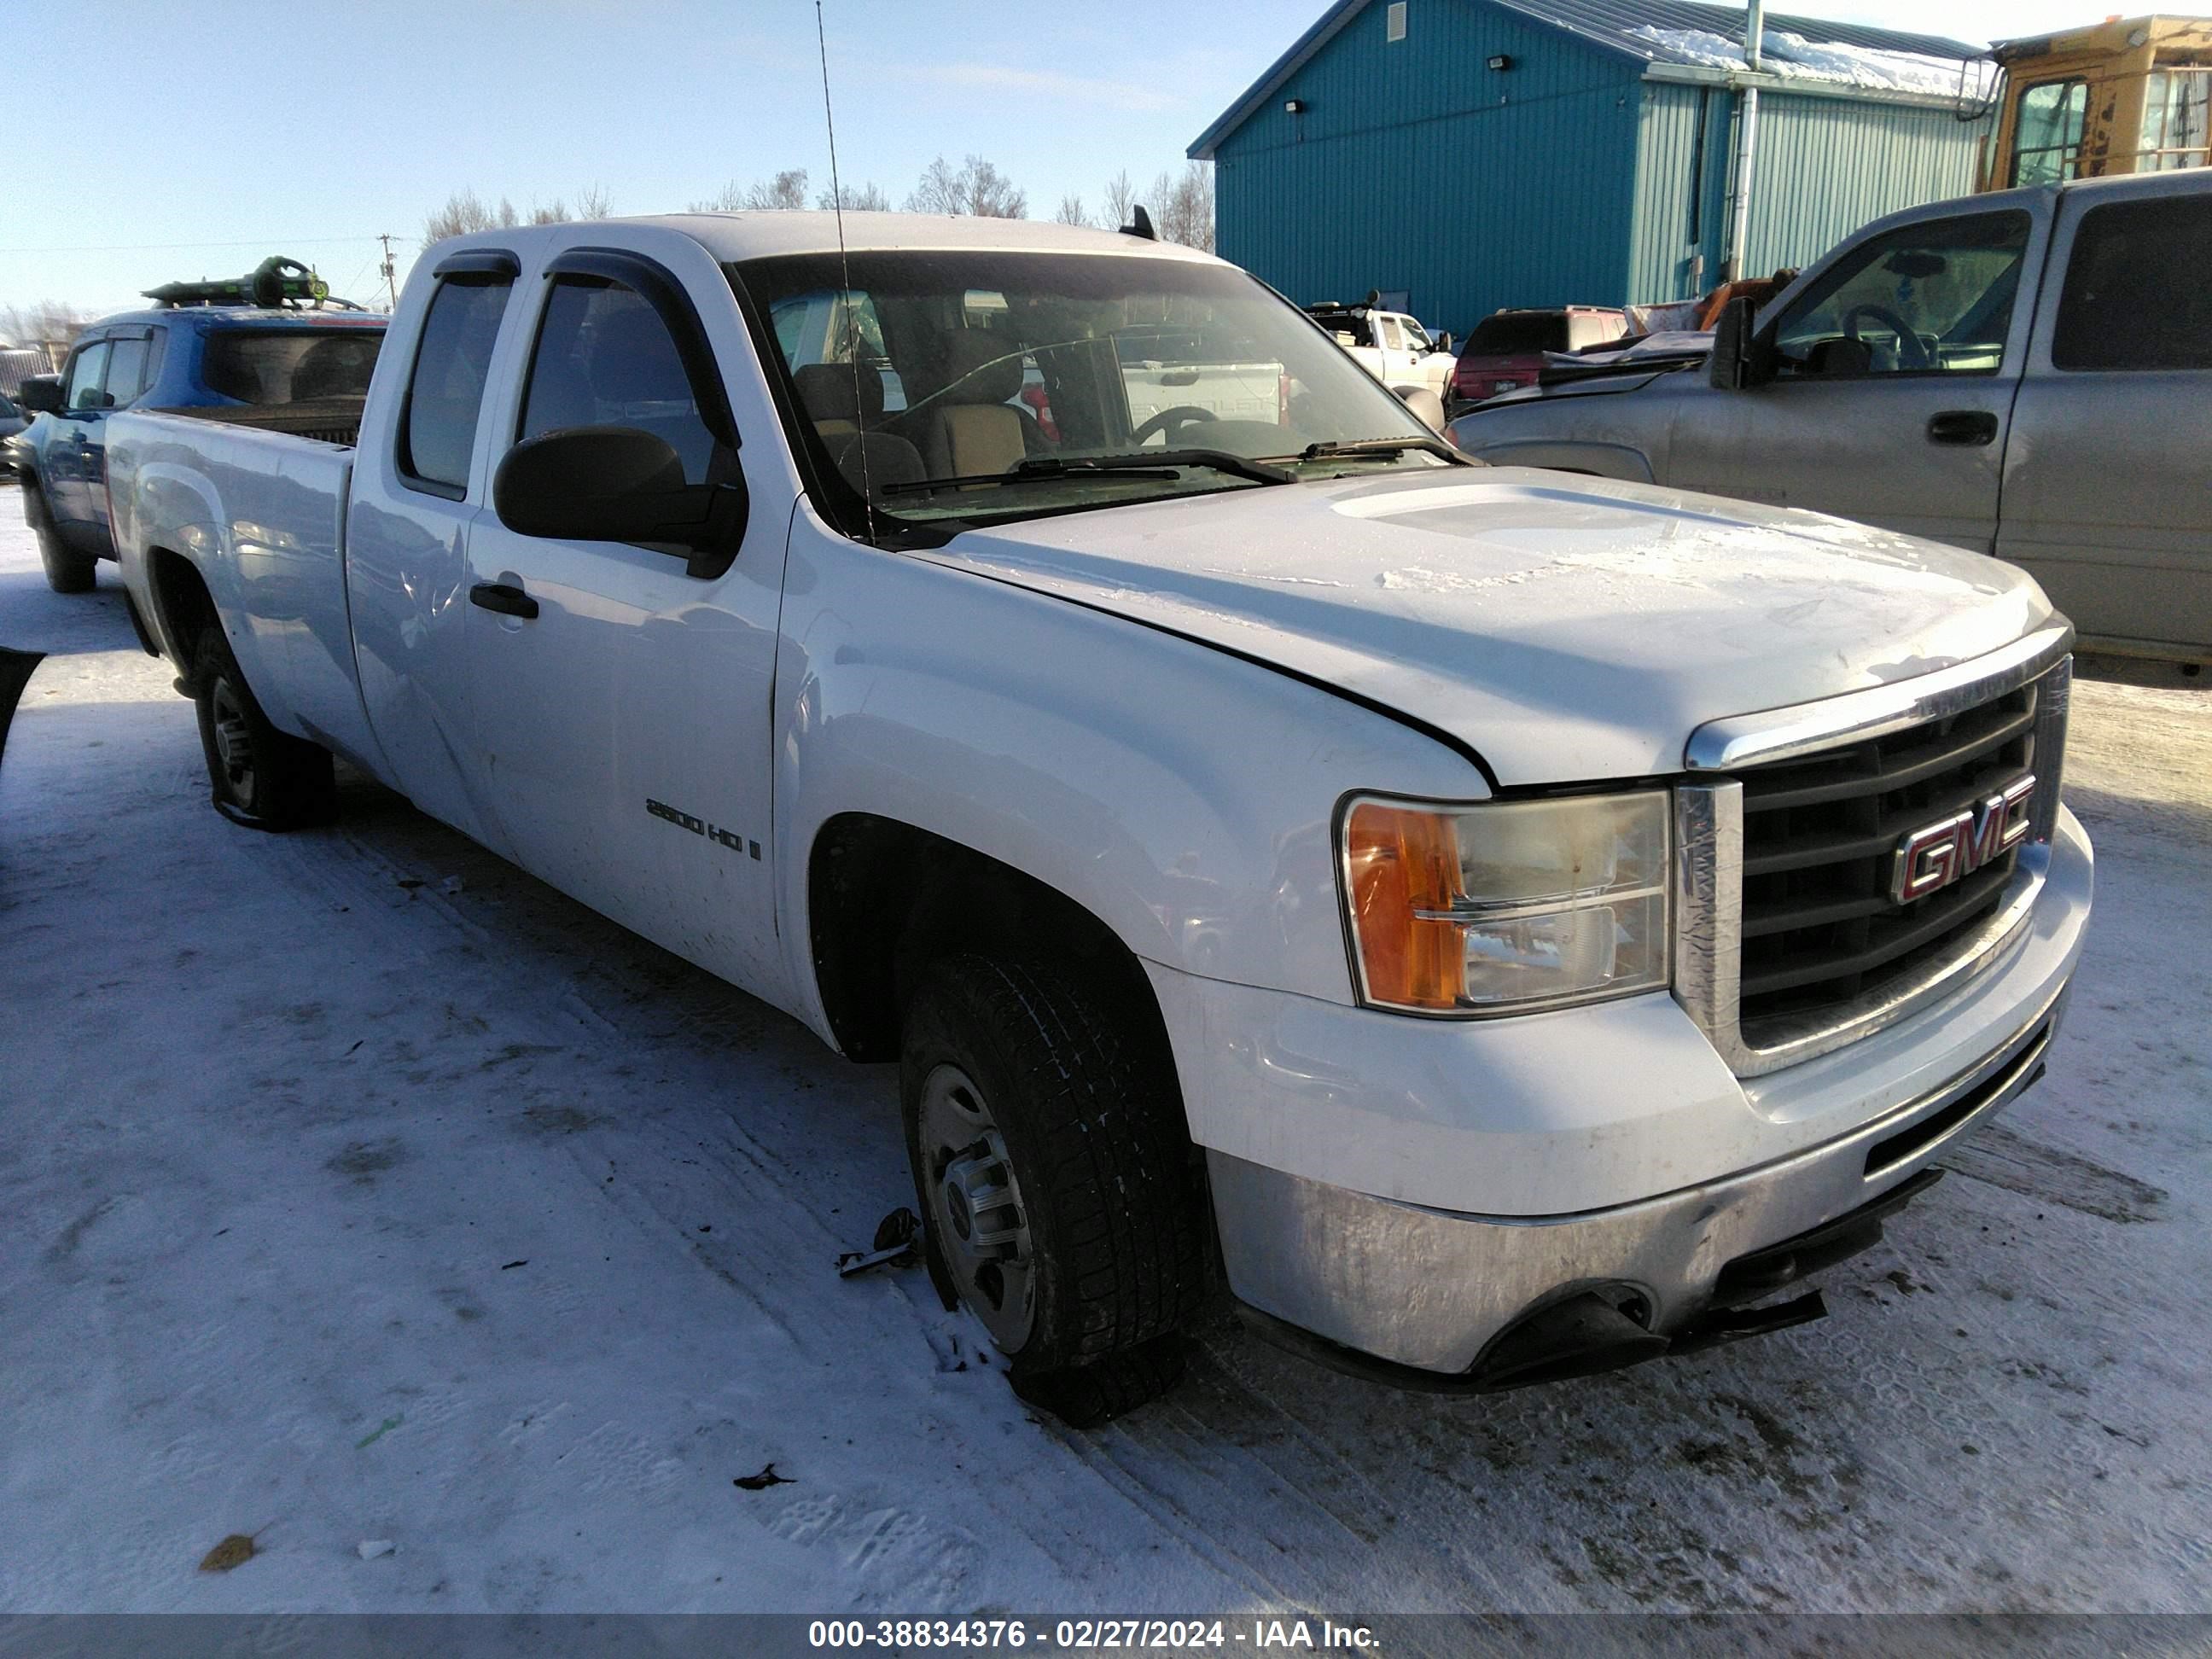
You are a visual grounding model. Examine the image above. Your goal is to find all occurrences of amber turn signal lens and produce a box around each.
[1344,800,1464,1010]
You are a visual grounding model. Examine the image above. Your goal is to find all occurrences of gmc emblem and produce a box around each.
[1890,775,2036,904]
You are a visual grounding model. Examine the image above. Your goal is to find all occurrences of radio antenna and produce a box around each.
[815,0,877,541]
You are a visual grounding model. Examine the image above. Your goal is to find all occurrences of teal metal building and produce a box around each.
[1190,0,1995,335]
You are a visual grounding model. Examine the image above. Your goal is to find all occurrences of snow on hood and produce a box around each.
[926,468,2052,785]
[1627,24,1995,99]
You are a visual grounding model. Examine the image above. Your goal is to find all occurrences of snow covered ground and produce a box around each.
[2,489,2208,1619]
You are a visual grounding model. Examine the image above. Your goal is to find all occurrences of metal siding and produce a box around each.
[1739,94,1993,276]
[1214,0,1645,335]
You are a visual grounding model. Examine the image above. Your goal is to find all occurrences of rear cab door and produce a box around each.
[342,247,527,846]
[1668,195,2052,547]
[1998,177,2212,661]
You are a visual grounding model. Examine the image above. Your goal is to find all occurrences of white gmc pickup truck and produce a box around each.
[104,212,2092,1424]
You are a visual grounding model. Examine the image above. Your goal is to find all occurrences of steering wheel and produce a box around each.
[1841,303,1933,371]
[1131,405,1218,446]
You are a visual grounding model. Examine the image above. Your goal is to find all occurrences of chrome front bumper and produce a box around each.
[1211,979,2070,1378]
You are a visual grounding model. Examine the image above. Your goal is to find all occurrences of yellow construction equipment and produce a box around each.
[1982,15,2211,189]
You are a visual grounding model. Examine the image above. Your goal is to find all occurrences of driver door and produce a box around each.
[1669,204,2051,551]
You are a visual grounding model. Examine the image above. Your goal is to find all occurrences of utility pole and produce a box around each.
[377,234,399,312]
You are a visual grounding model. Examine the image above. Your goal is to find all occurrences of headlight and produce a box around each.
[1340,792,1671,1015]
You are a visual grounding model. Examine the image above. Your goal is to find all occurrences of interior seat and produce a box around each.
[915,332,1029,479]
[794,361,884,441]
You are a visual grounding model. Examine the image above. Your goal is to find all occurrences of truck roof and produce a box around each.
[80,306,388,335]
[439,212,1226,268]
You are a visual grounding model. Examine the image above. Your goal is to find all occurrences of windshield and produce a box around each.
[732,249,1440,535]
[201,326,384,406]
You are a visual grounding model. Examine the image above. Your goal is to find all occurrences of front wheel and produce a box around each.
[900,954,1208,1426]
[26,486,96,594]
[190,625,335,829]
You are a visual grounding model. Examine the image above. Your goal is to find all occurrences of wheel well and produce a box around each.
[808,814,1167,1068]
[148,548,218,678]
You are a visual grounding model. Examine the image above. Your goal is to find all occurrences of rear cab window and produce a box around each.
[2053,194,2212,371]
[204,328,381,405]
[399,271,515,497]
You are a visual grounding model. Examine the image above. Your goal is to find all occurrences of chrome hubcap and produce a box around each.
[918,1062,1036,1351]
[209,679,253,797]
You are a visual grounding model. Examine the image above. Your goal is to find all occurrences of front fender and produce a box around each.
[1447,434,1656,483]
[771,505,1486,1043]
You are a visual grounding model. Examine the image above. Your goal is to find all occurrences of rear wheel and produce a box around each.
[26,486,96,594]
[900,953,1208,1427]
[191,625,335,829]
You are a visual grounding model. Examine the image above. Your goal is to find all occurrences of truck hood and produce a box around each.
[926,467,2053,784]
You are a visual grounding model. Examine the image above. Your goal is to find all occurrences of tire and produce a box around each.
[900,953,1208,1427]
[26,485,96,594]
[190,625,335,829]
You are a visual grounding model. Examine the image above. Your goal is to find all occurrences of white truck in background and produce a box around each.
[1304,298,1458,401]
[102,211,2090,1426]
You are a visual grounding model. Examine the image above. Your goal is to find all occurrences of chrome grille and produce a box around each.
[1734,682,2035,1041]
[1673,635,2073,1079]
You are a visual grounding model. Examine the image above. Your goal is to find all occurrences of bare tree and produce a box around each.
[905,154,1027,218]
[422,188,519,244]
[690,169,811,212]
[422,185,612,239]
[1102,170,1137,230]
[818,180,890,212]
[1053,194,1091,227]
[1148,162,1215,253]
[0,300,94,358]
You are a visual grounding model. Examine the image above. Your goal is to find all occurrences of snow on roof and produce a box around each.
[1625,22,1997,97]
[1191,0,1994,159]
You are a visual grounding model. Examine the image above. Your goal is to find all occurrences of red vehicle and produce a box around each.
[1450,306,1628,405]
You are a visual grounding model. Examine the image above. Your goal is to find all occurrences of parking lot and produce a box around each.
[2,490,2209,1620]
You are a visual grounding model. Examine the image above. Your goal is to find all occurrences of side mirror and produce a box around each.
[1393,385,1447,433]
[1708,296,1772,391]
[1434,332,1453,357]
[15,375,61,415]
[492,426,748,579]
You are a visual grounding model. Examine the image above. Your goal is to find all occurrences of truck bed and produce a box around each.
[104,408,376,767]
[149,395,365,448]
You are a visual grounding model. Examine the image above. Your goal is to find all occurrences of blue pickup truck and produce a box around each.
[13,285,384,592]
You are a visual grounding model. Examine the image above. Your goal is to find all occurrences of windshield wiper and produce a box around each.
[877,448,1293,498]
[1277,434,1465,464]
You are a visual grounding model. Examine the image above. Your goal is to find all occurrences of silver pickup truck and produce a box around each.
[1450,169,2212,669]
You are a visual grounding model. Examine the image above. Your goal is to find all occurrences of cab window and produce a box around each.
[2012,79,2087,186]
[104,336,151,408]
[1772,212,2029,378]
[399,276,514,496]
[521,279,720,484]
[2054,195,2212,371]
[63,342,112,410]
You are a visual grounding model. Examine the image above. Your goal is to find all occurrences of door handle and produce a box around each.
[469,580,539,620]
[1927,410,1999,447]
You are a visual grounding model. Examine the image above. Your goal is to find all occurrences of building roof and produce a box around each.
[1190,0,1989,158]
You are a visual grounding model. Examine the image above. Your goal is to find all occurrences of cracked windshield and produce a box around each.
[739,249,1447,528]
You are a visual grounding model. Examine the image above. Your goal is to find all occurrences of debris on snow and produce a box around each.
[198,1534,258,1573]
[357,1539,397,1561]
[835,1206,920,1278]
[354,1415,403,1450]
[732,1463,795,1491]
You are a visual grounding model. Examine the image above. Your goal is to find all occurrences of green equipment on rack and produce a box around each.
[142,256,360,311]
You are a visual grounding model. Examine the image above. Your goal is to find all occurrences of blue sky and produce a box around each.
[3,0,2095,316]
